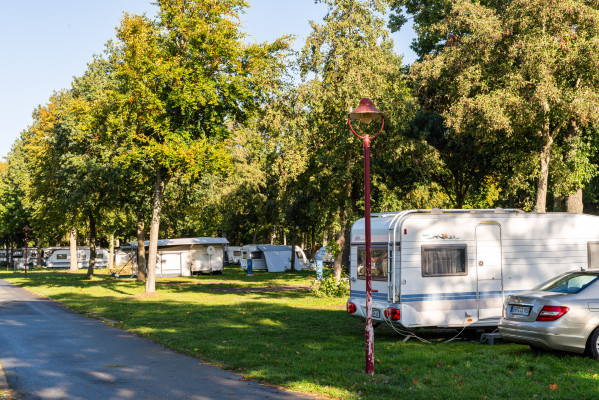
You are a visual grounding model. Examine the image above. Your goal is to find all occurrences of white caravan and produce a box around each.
[45,247,109,269]
[240,245,309,272]
[13,248,40,270]
[130,237,229,277]
[346,209,599,330]
[224,246,243,265]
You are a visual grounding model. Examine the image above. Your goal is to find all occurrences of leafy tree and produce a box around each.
[26,93,83,271]
[388,0,506,60]
[298,0,414,279]
[107,0,290,293]
[0,140,34,259]
[410,0,599,212]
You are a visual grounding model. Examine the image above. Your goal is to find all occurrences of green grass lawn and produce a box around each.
[1,266,599,399]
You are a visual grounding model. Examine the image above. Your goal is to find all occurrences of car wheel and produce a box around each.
[587,328,599,360]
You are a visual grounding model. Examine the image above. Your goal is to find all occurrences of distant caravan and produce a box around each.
[44,247,109,269]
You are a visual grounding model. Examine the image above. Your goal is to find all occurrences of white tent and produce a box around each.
[254,245,308,272]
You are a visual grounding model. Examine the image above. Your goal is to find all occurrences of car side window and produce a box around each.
[544,273,599,294]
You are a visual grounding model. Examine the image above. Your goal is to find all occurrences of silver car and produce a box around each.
[498,269,599,358]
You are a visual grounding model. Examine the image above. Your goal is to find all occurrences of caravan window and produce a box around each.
[357,246,388,281]
[233,251,242,256]
[421,245,467,277]
[57,254,67,260]
[250,251,262,259]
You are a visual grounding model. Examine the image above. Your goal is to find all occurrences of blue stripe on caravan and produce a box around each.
[478,290,504,299]
[350,290,506,302]
[350,290,388,301]
[402,292,477,302]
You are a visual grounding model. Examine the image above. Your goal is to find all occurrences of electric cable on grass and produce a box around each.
[381,314,471,344]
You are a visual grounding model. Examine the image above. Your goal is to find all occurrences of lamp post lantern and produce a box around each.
[348,98,384,375]
[23,225,30,277]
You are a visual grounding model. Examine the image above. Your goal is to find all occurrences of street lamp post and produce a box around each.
[348,98,384,376]
[24,225,30,277]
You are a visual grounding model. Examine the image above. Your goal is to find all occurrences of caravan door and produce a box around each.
[476,223,503,320]
[159,252,183,276]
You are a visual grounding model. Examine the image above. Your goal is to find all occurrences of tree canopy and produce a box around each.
[3,0,599,280]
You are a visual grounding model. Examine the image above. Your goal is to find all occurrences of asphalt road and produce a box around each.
[0,278,320,400]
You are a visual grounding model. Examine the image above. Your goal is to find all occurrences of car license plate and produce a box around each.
[510,305,531,316]
[372,309,380,319]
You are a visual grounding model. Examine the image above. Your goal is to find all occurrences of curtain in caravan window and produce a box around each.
[422,246,467,276]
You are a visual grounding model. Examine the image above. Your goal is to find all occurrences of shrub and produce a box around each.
[310,270,349,297]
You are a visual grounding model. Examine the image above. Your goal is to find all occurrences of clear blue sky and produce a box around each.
[0,1,416,160]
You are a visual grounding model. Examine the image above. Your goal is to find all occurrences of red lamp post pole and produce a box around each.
[348,98,384,376]
[363,133,374,375]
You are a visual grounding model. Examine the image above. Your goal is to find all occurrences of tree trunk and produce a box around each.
[333,222,346,281]
[86,211,97,278]
[290,225,296,271]
[564,121,583,214]
[310,225,316,259]
[108,232,115,269]
[566,188,584,213]
[146,170,166,294]
[69,226,78,272]
[535,133,554,212]
[136,214,147,282]
[553,195,564,212]
[36,239,43,267]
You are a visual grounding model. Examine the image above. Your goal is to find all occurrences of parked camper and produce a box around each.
[310,246,334,269]
[0,250,9,265]
[130,237,229,277]
[114,246,135,267]
[224,246,243,265]
[45,247,109,269]
[13,248,39,270]
[39,247,63,267]
[240,245,309,272]
[346,209,599,330]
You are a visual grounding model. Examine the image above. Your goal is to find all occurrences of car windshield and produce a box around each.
[534,272,599,294]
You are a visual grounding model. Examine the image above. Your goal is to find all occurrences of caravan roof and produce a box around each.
[130,237,229,247]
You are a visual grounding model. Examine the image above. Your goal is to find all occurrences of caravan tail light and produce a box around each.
[384,307,400,321]
[536,306,569,321]
[347,301,357,314]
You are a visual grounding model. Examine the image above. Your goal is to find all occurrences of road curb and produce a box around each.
[0,360,10,394]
